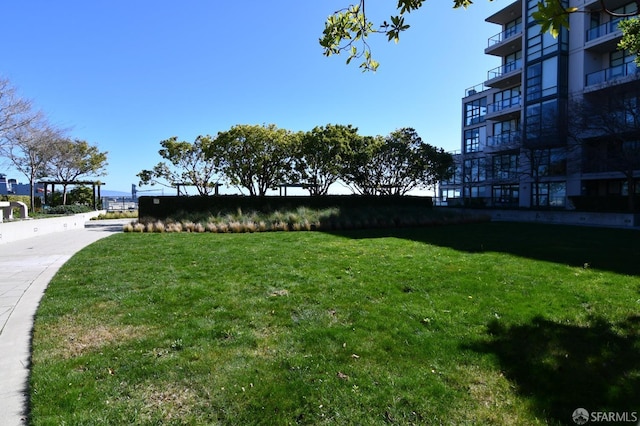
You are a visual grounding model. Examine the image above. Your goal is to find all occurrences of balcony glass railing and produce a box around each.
[487,130,522,147]
[585,62,640,86]
[488,96,521,114]
[586,18,626,42]
[487,59,523,80]
[488,23,523,47]
[464,83,489,97]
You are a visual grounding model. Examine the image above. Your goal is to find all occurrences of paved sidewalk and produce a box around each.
[0,220,127,426]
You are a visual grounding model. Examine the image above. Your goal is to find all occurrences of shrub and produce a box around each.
[46,205,92,215]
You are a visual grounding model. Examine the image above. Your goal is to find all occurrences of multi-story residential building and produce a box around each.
[440,0,640,212]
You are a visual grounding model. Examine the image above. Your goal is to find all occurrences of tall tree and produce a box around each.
[341,128,453,195]
[1,118,61,211]
[340,134,385,195]
[48,139,108,205]
[210,124,298,196]
[569,85,640,212]
[294,124,362,196]
[137,135,220,196]
[0,77,39,149]
[322,1,640,71]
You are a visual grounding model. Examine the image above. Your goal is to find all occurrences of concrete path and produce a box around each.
[0,220,128,426]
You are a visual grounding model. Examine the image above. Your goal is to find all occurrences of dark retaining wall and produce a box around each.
[139,195,433,220]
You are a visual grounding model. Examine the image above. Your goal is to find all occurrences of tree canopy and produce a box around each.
[47,139,108,205]
[210,124,298,196]
[294,124,362,196]
[137,136,220,196]
[342,128,454,195]
[322,1,640,71]
[139,124,453,197]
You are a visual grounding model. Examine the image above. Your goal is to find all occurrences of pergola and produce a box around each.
[174,183,222,196]
[39,180,105,210]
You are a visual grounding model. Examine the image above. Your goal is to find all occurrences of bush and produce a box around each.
[45,205,93,215]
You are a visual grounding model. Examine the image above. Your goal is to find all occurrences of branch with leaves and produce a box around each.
[322,0,640,71]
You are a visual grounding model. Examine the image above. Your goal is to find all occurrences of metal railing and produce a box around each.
[487,130,522,148]
[487,96,522,115]
[585,62,640,86]
[464,83,489,97]
[487,23,523,48]
[487,59,523,80]
[586,18,625,42]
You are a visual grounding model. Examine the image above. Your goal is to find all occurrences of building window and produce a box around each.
[442,188,461,200]
[465,186,487,198]
[505,17,522,38]
[534,147,566,177]
[464,158,486,183]
[525,99,558,141]
[494,120,518,134]
[526,57,558,102]
[527,24,560,59]
[443,161,462,185]
[492,153,519,180]
[464,128,481,153]
[493,87,521,112]
[533,182,566,207]
[465,98,487,126]
[492,184,519,206]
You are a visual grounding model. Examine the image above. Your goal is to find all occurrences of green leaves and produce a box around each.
[531,0,576,38]
[618,18,640,65]
[320,1,424,71]
[137,135,220,195]
[322,0,612,71]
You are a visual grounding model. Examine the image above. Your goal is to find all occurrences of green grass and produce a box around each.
[29,223,640,425]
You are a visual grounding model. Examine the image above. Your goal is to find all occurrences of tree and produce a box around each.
[47,139,108,205]
[1,118,62,211]
[340,134,385,194]
[341,128,453,195]
[0,77,40,151]
[569,85,640,212]
[618,18,640,64]
[322,1,640,71]
[210,124,298,196]
[293,124,362,196]
[138,136,220,196]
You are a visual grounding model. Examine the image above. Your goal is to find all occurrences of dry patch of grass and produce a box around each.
[450,364,536,425]
[40,316,150,359]
[135,383,205,422]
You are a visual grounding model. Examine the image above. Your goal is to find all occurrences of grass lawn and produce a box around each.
[29,222,640,425]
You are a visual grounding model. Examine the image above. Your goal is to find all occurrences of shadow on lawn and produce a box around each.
[329,222,640,276]
[464,315,640,425]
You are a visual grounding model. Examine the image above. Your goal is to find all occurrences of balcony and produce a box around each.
[485,23,523,57]
[485,60,522,89]
[585,62,640,90]
[486,130,522,151]
[486,96,522,120]
[585,19,625,52]
[464,83,489,98]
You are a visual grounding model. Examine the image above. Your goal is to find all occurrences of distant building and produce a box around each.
[0,173,44,197]
[439,0,640,211]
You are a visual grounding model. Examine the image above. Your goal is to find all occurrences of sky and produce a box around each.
[0,0,501,195]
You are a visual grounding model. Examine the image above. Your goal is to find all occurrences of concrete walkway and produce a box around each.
[0,220,128,426]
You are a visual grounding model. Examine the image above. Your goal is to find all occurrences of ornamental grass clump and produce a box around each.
[228,221,244,233]
[244,221,258,233]
[167,222,183,233]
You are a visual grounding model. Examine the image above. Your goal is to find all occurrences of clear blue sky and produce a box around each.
[0,0,500,194]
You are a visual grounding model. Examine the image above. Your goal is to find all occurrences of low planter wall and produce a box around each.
[485,209,639,228]
[0,211,105,244]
